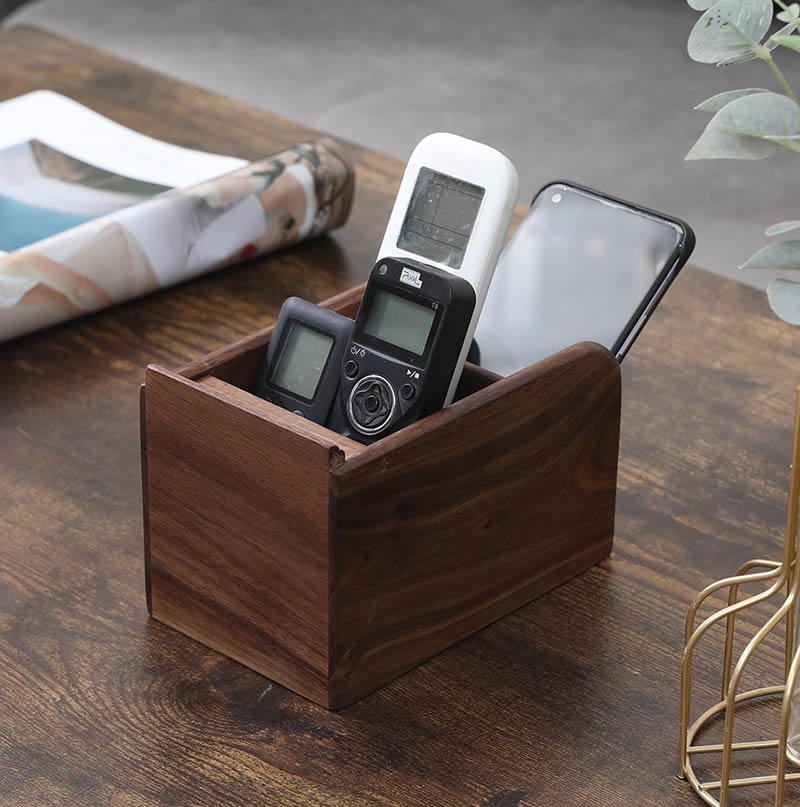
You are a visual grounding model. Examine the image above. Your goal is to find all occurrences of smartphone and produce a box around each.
[474,181,695,375]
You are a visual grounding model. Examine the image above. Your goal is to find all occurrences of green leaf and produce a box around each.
[688,0,773,64]
[775,35,800,51]
[740,239,800,269]
[777,3,800,23]
[766,22,799,49]
[716,50,760,65]
[686,92,800,160]
[766,221,800,236]
[688,0,714,9]
[695,88,769,112]
[763,134,800,152]
[719,21,795,63]
[767,278,800,324]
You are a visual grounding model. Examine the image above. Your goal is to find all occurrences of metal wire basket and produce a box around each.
[680,388,800,806]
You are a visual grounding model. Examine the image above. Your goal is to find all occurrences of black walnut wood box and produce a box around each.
[140,283,621,709]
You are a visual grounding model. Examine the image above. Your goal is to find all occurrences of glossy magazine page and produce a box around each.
[0,91,355,342]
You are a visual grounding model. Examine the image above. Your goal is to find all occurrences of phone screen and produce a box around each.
[475,183,688,375]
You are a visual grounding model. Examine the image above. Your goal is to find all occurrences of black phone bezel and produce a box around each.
[532,179,696,363]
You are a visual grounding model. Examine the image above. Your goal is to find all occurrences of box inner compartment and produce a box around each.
[194,300,501,417]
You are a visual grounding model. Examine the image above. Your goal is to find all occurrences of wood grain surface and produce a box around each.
[4,24,800,807]
[144,300,618,710]
[330,341,620,708]
[143,364,345,706]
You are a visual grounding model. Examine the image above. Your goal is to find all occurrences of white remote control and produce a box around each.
[376,132,519,405]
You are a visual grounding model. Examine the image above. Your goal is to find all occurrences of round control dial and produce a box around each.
[347,374,396,435]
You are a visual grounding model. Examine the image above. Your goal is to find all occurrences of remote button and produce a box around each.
[400,382,416,401]
[292,410,305,418]
[348,375,396,435]
[344,359,359,379]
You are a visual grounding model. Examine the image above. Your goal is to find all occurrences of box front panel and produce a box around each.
[330,342,620,708]
[143,367,334,705]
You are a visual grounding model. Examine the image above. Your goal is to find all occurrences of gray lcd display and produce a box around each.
[397,167,484,269]
[271,322,334,400]
[363,289,436,356]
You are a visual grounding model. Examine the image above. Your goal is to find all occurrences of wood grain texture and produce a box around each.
[144,298,617,709]
[143,365,343,704]
[197,375,363,459]
[330,341,620,707]
[6,23,800,807]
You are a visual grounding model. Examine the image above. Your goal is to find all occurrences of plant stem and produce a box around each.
[764,51,798,103]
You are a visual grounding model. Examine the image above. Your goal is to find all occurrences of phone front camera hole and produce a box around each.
[551,193,562,204]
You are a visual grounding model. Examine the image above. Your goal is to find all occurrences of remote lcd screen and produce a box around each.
[363,289,436,356]
[397,167,484,269]
[270,322,334,401]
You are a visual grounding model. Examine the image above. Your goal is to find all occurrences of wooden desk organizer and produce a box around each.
[140,284,621,709]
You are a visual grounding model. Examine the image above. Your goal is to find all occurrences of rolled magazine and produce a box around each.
[0,92,355,343]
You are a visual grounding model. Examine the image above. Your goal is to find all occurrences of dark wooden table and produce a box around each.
[3,25,800,807]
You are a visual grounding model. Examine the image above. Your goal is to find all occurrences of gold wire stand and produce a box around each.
[679,387,800,807]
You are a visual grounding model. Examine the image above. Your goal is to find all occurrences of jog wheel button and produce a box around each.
[348,375,396,435]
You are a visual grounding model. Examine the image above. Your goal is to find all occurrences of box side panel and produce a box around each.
[330,342,620,708]
[144,366,334,706]
[140,384,152,616]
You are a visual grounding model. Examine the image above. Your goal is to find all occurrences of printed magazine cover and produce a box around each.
[0,91,355,342]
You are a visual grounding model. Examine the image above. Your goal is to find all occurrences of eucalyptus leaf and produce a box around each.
[695,88,768,112]
[716,50,760,65]
[763,134,800,152]
[777,3,800,23]
[686,92,800,160]
[740,239,800,269]
[765,220,800,235]
[766,22,799,49]
[775,35,800,51]
[688,0,773,64]
[767,278,800,324]
[687,0,714,9]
